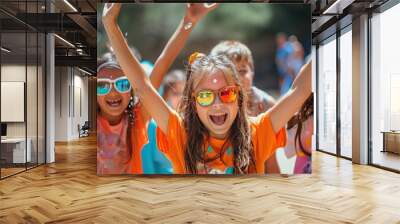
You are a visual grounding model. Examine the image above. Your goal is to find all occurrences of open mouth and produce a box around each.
[106,98,122,108]
[209,113,228,126]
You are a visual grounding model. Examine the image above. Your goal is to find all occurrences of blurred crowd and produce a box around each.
[275,33,305,95]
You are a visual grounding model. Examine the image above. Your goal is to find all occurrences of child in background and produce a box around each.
[142,70,186,174]
[162,70,186,110]
[210,41,276,117]
[275,33,294,95]
[210,40,282,173]
[287,35,305,79]
[103,3,312,174]
[286,94,313,174]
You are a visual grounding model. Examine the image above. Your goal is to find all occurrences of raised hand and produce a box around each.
[185,3,218,24]
[102,3,122,25]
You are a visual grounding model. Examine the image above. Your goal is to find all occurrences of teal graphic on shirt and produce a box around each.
[225,167,234,174]
[226,147,232,156]
[141,120,173,174]
[200,146,234,174]
[225,147,233,174]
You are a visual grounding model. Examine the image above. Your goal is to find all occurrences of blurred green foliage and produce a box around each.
[97,3,310,91]
[98,3,309,56]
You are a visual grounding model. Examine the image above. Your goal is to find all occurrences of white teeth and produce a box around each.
[107,99,120,103]
[106,99,121,107]
[211,113,227,116]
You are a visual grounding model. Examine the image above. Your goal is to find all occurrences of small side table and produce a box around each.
[381,131,400,154]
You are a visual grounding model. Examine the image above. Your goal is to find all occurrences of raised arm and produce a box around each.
[102,3,171,132]
[102,3,217,133]
[269,61,312,133]
[150,3,219,88]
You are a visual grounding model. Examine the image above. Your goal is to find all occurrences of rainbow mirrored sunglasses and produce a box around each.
[193,85,239,107]
[97,76,131,96]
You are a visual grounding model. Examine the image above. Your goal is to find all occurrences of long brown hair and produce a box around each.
[287,94,313,156]
[97,60,136,164]
[178,54,255,174]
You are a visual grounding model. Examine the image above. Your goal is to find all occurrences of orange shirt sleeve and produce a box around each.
[155,111,187,173]
[130,104,149,174]
[134,104,149,147]
[251,111,287,167]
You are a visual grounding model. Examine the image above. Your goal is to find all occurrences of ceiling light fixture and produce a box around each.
[54,34,75,48]
[63,0,78,12]
[1,47,11,53]
[76,48,84,55]
[78,67,92,76]
[322,0,354,15]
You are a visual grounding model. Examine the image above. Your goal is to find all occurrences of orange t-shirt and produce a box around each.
[97,105,148,174]
[156,111,286,174]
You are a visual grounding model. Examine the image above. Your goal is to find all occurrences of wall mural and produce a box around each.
[97,3,313,175]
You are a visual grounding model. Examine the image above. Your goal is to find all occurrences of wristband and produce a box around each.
[184,22,193,30]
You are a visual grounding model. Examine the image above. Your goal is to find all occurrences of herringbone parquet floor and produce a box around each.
[0,135,399,224]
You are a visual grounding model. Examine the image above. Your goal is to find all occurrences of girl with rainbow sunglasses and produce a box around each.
[103,3,311,174]
[98,3,215,174]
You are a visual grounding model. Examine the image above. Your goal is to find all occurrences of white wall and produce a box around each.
[1,65,25,139]
[54,67,89,141]
[0,65,36,138]
[1,64,46,164]
[72,73,89,138]
[54,66,69,141]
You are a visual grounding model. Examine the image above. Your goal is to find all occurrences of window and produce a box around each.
[0,0,46,179]
[370,2,400,171]
[317,35,337,154]
[339,28,352,158]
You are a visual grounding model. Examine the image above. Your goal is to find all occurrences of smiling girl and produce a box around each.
[97,60,148,174]
[103,3,311,174]
[98,3,216,174]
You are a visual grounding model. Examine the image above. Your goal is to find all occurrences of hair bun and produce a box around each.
[188,52,206,65]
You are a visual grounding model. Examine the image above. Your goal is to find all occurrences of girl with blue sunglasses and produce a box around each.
[97,61,147,175]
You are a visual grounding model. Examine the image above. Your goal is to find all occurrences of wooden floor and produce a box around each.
[372,150,400,171]
[1,167,26,178]
[1,163,45,178]
[0,135,400,223]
